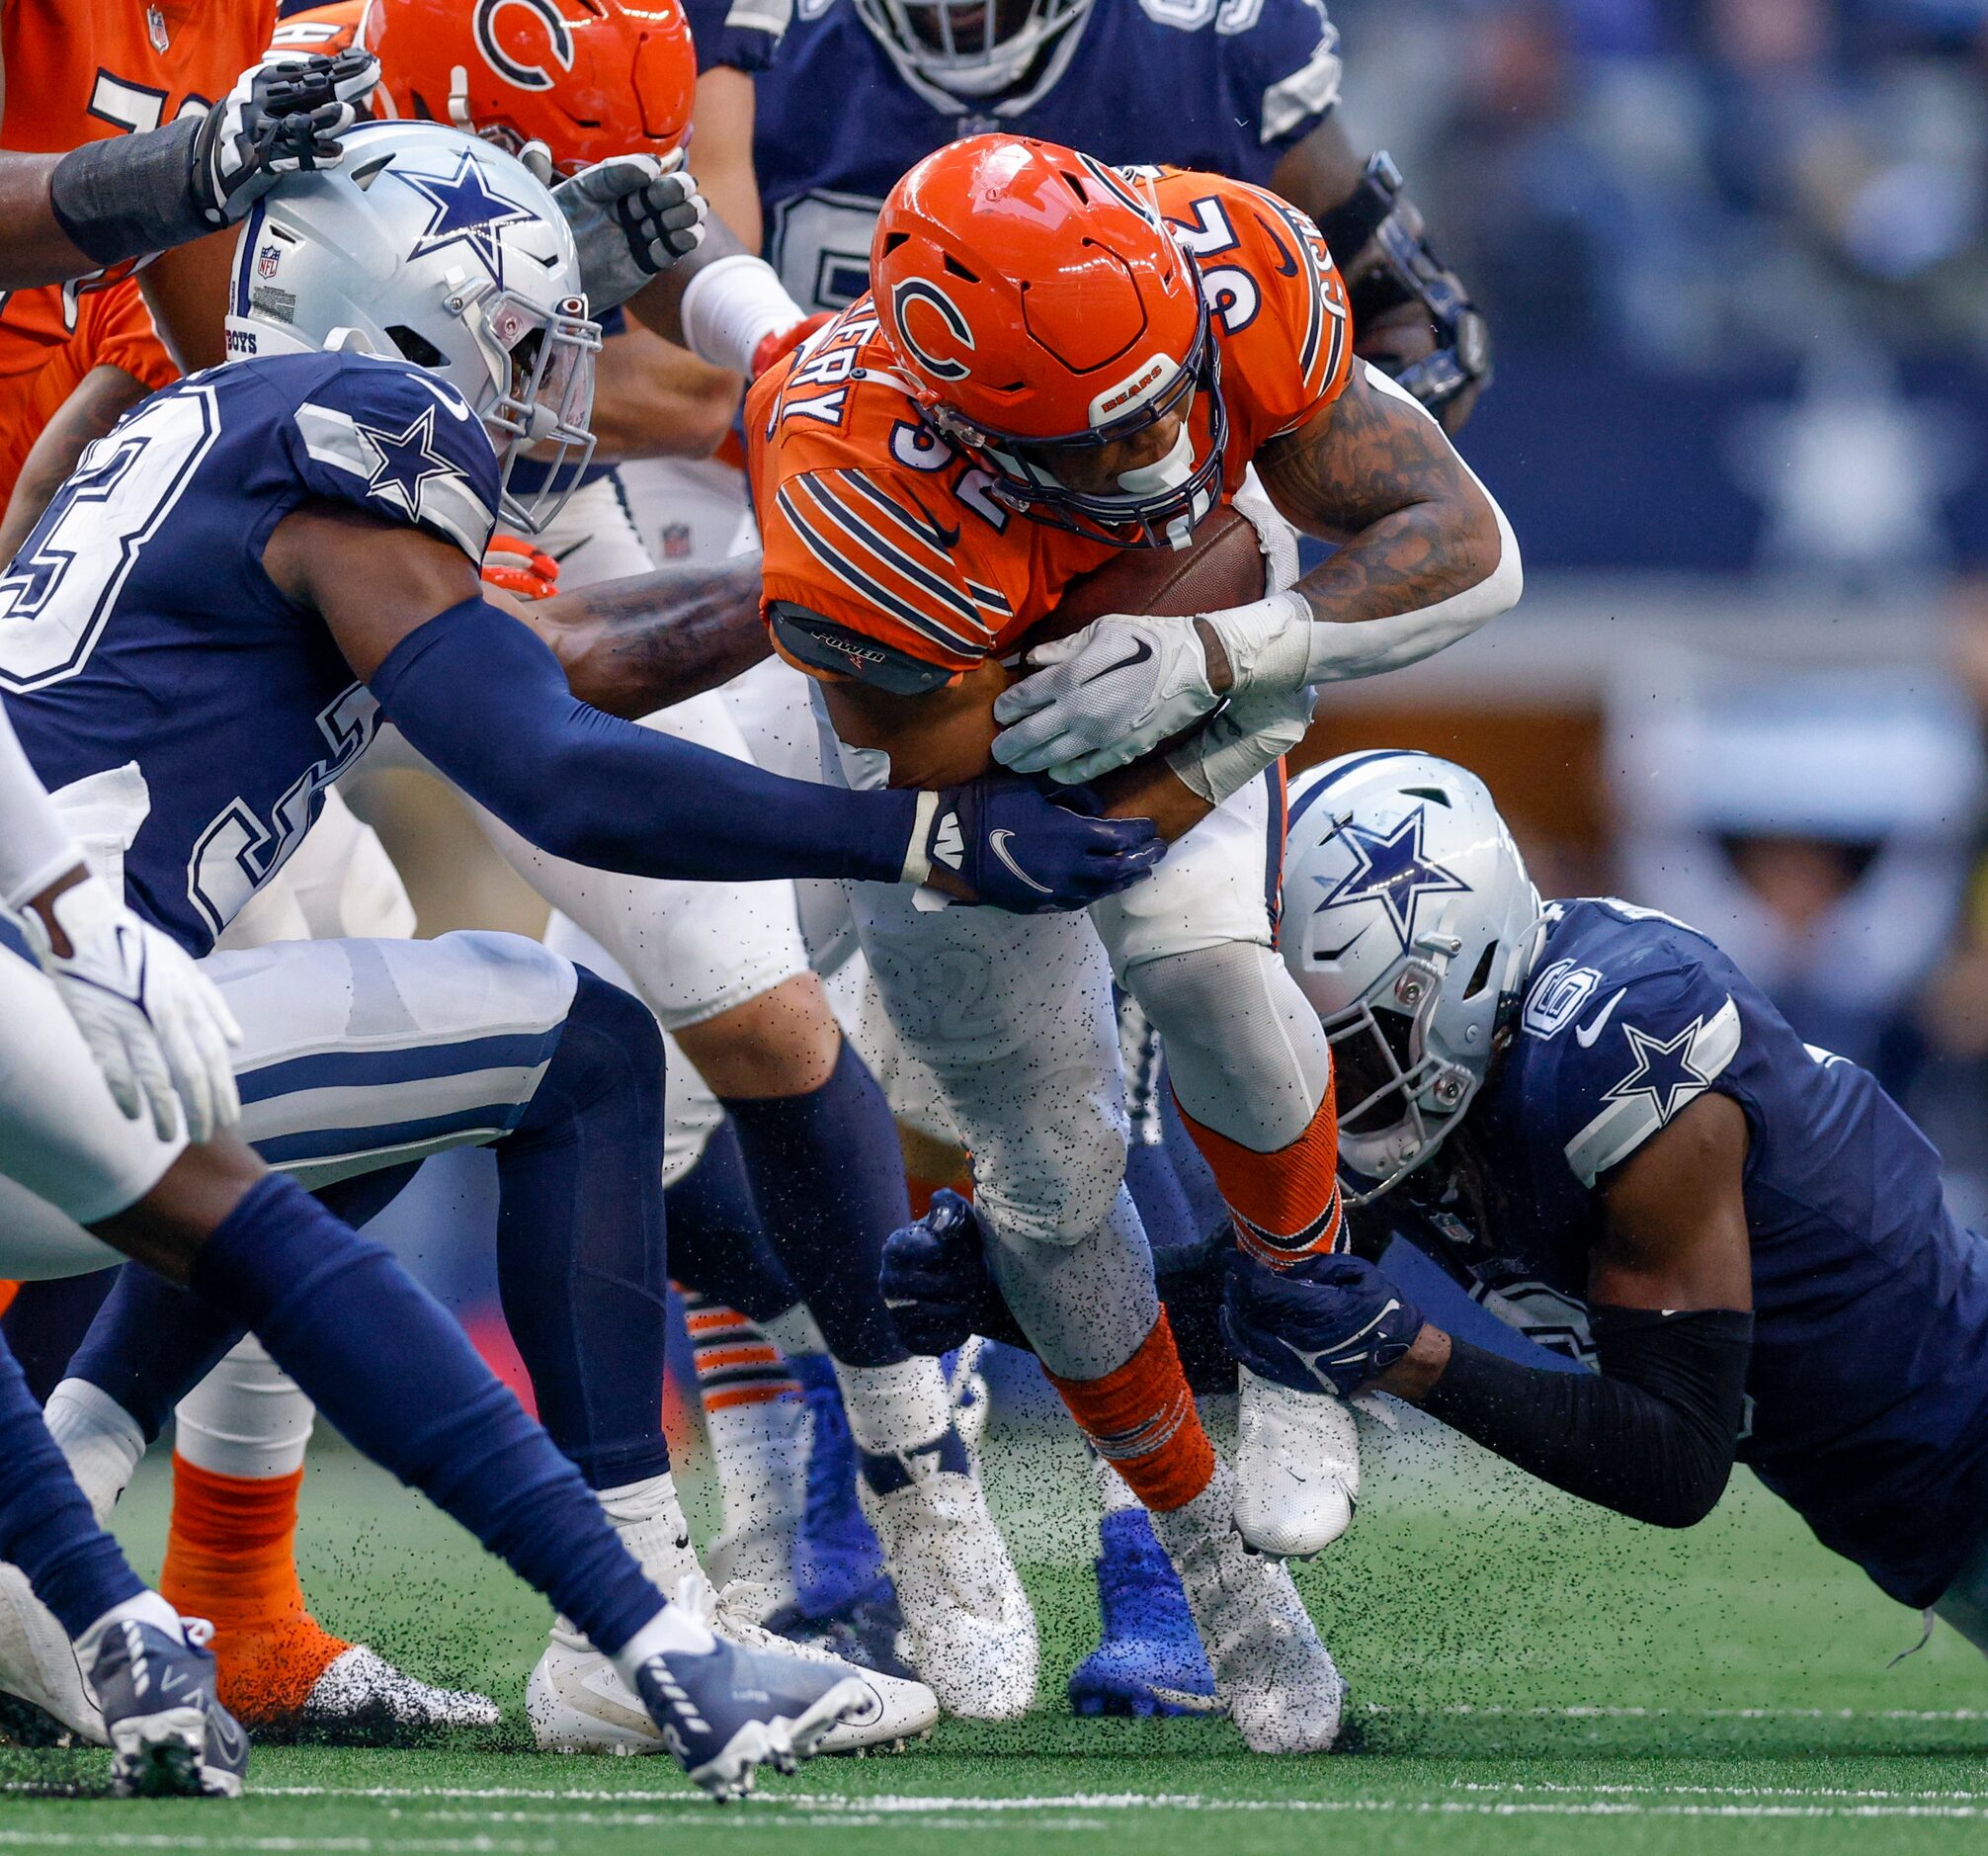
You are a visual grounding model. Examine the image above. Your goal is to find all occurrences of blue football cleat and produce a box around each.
[1068,1509,1222,1719]
[789,1354,894,1622]
[91,1617,249,1798]
[631,1620,868,1801]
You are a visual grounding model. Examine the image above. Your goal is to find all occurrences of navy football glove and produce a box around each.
[880,1190,1030,1356]
[911,776,1163,913]
[1220,1251,1425,1398]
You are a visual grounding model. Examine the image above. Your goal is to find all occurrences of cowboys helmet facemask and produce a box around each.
[225,120,599,535]
[1283,750,1546,1205]
[854,0,1093,99]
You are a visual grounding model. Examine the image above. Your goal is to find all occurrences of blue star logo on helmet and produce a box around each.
[391,150,538,291]
[1312,808,1469,947]
[353,405,461,525]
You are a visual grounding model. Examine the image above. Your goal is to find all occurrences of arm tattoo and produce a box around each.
[1257,363,1499,628]
[537,552,771,718]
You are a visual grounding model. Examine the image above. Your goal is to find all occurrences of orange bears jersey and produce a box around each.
[0,0,269,367]
[265,1,364,60]
[0,278,179,512]
[747,167,1351,683]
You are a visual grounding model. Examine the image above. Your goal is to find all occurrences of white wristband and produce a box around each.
[900,790,941,886]
[1166,683,1315,807]
[1207,589,1313,699]
[677,253,809,376]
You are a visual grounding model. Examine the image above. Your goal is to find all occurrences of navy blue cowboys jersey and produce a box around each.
[683,0,787,73]
[0,351,498,956]
[754,0,1343,314]
[1386,897,1988,1609]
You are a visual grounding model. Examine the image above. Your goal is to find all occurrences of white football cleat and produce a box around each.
[0,1561,103,1744]
[527,1587,938,1756]
[1233,1364,1360,1560]
[860,1435,1036,1721]
[296,1645,500,1736]
[1149,1460,1344,1754]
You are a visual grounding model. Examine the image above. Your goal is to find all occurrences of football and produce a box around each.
[825,504,1268,789]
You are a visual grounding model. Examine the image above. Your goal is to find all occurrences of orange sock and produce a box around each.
[1177,1086,1345,1269]
[159,1455,350,1726]
[1045,1310,1214,1511]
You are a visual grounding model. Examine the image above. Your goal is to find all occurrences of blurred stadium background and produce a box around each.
[285,0,1988,1442]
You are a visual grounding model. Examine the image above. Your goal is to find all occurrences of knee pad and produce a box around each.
[523,968,667,1137]
[971,1094,1128,1248]
[1127,942,1331,1152]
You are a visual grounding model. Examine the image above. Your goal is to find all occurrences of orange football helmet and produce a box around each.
[870,134,1225,549]
[362,0,696,176]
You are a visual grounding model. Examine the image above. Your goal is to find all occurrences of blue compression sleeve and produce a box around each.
[370,598,919,886]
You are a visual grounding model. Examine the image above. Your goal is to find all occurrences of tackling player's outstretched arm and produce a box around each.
[1224,1091,1757,1529]
[0,52,375,291]
[269,506,1159,913]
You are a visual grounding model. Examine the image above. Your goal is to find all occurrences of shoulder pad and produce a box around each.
[769,601,957,694]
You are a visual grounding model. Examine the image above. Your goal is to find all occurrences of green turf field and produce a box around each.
[3,1417,1984,1853]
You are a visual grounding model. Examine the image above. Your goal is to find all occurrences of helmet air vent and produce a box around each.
[943,253,979,282]
[1401,786,1452,805]
[350,154,396,192]
[385,323,446,368]
[1462,942,1497,1000]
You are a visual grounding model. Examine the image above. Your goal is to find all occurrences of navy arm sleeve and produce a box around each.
[1420,1306,1754,1529]
[369,596,918,886]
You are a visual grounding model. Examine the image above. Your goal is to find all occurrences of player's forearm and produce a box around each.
[626,216,809,378]
[529,555,773,718]
[1288,482,1519,684]
[1401,1307,1753,1529]
[373,596,917,886]
[0,155,99,288]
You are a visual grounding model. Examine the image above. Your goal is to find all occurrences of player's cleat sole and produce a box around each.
[94,1619,249,1799]
[0,1562,102,1745]
[1233,1364,1359,1560]
[860,1438,1037,1722]
[1068,1509,1222,1719]
[1149,1462,1345,1754]
[528,1592,938,1757]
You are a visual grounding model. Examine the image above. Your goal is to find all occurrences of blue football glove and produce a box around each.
[881,1190,1030,1356]
[914,776,1163,913]
[1219,1251,1425,1398]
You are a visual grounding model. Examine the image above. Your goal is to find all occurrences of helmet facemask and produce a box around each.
[928,289,1228,551]
[472,286,601,534]
[1323,958,1480,1207]
[856,0,1092,97]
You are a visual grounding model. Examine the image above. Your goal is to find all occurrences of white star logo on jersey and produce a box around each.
[353,405,462,526]
[391,151,537,290]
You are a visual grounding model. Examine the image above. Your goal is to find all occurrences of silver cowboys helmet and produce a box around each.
[855,0,1094,99]
[225,120,599,534]
[1284,751,1546,1203]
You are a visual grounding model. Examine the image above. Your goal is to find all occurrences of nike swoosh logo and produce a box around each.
[988,829,1052,895]
[1078,637,1154,685]
[1575,988,1627,1048]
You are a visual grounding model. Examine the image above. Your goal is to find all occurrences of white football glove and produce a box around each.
[552,152,708,311]
[991,591,1313,786]
[194,49,379,228]
[19,877,242,1144]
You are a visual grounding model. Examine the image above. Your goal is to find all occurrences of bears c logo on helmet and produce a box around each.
[889,279,975,382]
[474,0,574,91]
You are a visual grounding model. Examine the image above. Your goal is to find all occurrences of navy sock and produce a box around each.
[664,1122,802,1325]
[497,969,673,1490]
[0,1334,142,1639]
[721,1039,909,1369]
[67,1263,245,1443]
[189,1172,663,1657]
